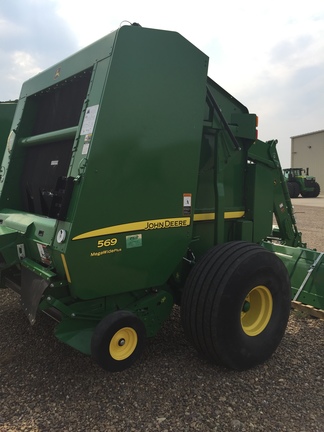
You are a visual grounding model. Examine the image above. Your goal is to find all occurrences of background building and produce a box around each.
[290,130,324,192]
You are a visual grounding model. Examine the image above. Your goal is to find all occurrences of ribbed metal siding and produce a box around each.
[291,130,324,192]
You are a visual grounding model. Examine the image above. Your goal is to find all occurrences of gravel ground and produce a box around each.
[1,204,323,432]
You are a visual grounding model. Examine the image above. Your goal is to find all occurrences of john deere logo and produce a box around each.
[54,67,61,79]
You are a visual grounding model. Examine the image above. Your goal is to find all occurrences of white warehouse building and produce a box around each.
[291,129,324,193]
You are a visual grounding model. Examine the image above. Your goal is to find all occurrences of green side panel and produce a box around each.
[62,26,209,299]
[234,220,253,241]
[194,132,247,216]
[245,163,273,242]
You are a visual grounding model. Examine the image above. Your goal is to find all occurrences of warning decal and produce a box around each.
[183,193,192,216]
[81,105,99,135]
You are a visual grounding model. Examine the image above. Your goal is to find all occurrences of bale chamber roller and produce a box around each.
[1,23,323,372]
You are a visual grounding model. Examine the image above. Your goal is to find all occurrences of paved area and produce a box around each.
[291,195,324,208]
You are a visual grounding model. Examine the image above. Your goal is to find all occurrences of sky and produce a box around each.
[0,0,323,167]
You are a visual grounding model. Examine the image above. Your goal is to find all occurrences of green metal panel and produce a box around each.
[62,26,209,299]
[245,163,273,242]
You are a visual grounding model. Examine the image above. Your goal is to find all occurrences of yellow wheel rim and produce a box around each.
[241,286,273,336]
[109,327,138,361]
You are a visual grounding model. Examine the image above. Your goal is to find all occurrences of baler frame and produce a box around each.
[1,23,323,372]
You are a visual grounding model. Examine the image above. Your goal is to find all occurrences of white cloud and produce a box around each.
[0,17,22,37]
[1,0,323,166]
[9,51,42,84]
[0,0,77,100]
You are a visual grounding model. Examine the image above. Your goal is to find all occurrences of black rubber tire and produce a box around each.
[312,182,320,197]
[181,241,291,370]
[287,182,294,198]
[91,311,146,372]
[292,182,300,198]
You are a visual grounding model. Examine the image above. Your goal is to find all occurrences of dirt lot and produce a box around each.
[0,203,323,432]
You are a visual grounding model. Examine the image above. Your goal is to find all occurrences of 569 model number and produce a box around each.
[97,238,118,248]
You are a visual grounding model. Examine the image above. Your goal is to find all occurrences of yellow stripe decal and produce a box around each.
[193,211,245,221]
[72,217,191,240]
[72,211,245,241]
[61,254,72,283]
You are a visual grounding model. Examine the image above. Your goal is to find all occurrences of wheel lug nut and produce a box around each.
[243,301,250,312]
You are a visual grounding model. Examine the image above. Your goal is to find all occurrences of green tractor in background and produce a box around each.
[283,168,321,198]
